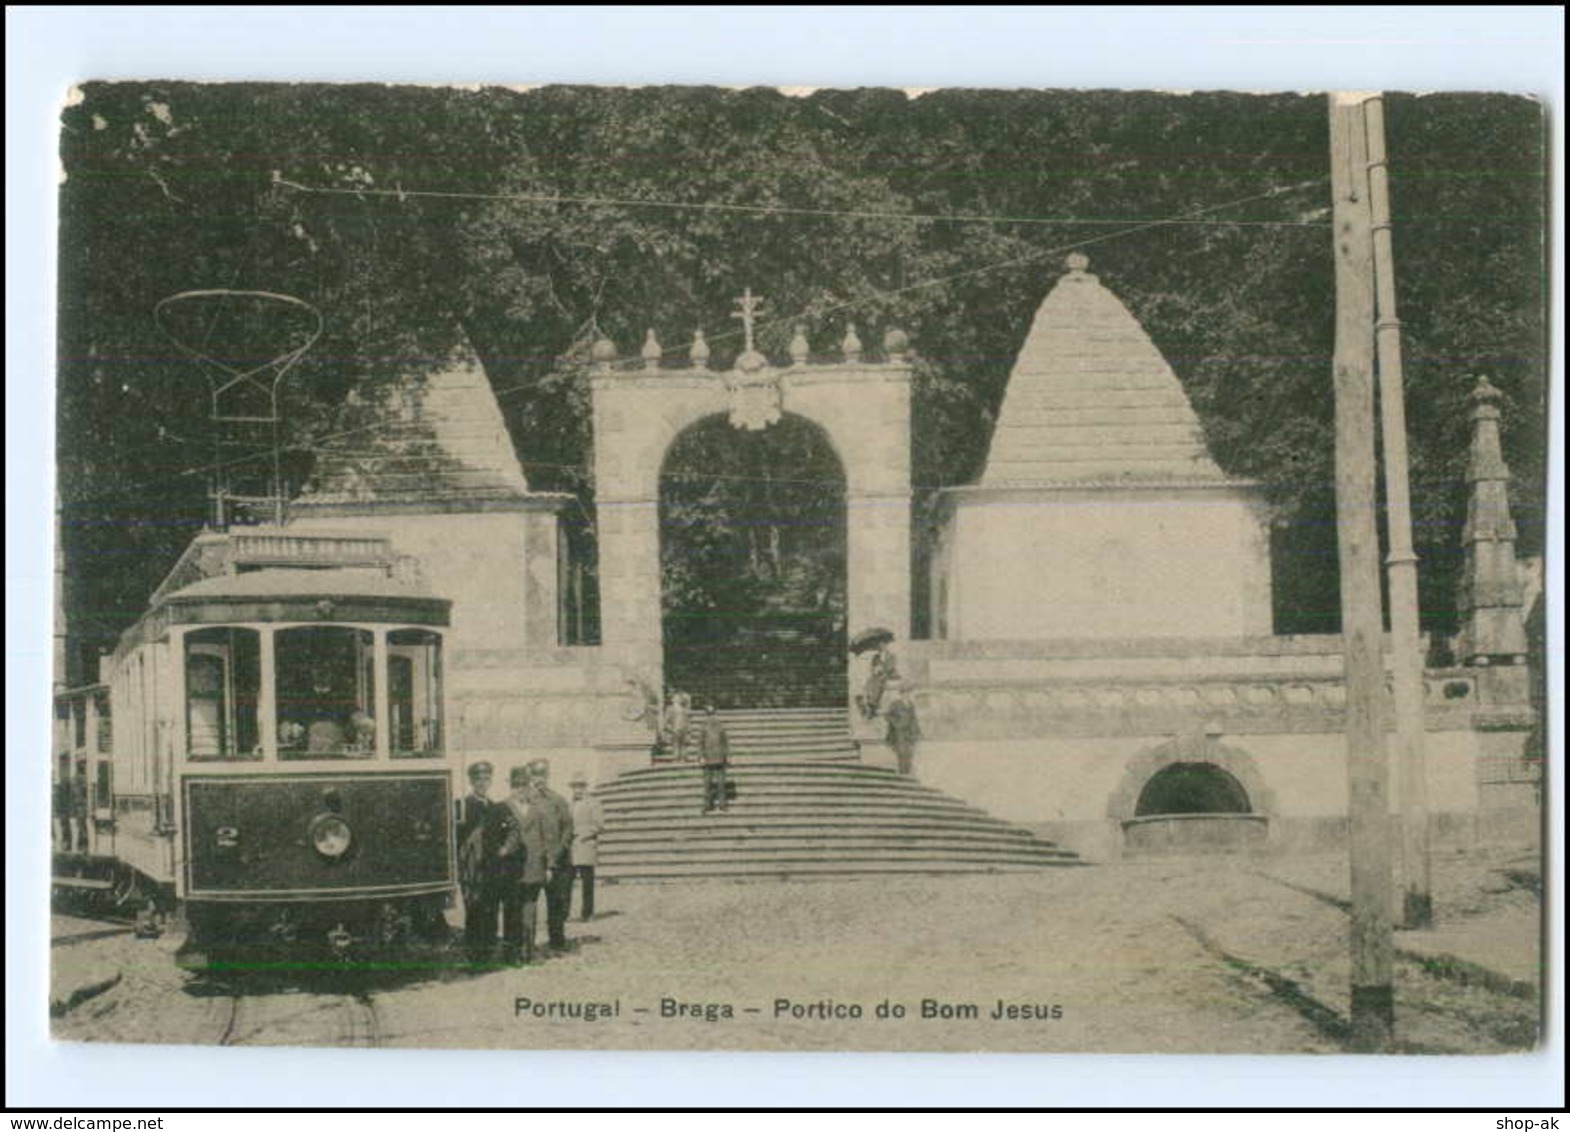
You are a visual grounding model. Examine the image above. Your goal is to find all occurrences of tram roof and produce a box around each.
[165,569,439,603]
[150,568,452,634]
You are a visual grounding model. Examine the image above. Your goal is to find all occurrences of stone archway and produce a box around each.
[589,335,911,705]
[658,411,848,707]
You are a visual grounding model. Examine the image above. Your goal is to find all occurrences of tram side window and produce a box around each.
[388,629,442,758]
[185,628,261,760]
[94,692,112,753]
[275,627,376,759]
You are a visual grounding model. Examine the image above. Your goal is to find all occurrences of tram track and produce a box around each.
[213,987,383,1048]
[1170,868,1539,1053]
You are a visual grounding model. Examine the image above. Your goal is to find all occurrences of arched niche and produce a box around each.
[1106,734,1276,821]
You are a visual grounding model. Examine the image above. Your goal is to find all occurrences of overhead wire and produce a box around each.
[63,175,1331,507]
[272,174,1331,231]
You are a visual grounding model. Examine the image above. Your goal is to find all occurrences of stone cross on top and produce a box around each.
[731,288,766,355]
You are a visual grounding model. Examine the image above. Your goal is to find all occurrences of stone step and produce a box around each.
[602,807,1033,833]
[599,816,1045,841]
[646,752,864,766]
[717,706,847,715]
[600,785,955,808]
[598,777,960,804]
[602,858,1086,882]
[600,778,980,805]
[719,734,860,748]
[601,800,1011,826]
[599,822,1055,847]
[600,841,1078,865]
[599,841,1080,872]
[595,756,1080,879]
[612,762,903,781]
[721,725,852,738]
[611,767,931,792]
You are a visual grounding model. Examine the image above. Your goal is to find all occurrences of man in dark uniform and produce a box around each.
[527,759,576,954]
[489,765,546,966]
[455,761,499,961]
[698,704,731,813]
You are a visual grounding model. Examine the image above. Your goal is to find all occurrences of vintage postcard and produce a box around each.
[49,81,1548,1058]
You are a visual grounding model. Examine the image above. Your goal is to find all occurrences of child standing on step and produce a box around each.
[662,690,693,762]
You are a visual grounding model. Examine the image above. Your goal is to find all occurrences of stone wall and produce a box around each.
[890,635,1533,860]
[933,482,1273,641]
[288,508,563,654]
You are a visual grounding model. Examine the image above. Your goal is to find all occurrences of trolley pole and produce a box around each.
[1329,92,1395,1051]
[1363,94,1434,930]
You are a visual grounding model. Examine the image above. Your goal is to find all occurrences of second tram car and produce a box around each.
[59,527,458,967]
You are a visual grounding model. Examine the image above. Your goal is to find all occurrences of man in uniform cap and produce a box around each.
[455,761,501,961]
[488,765,547,965]
[526,759,576,952]
[568,772,605,921]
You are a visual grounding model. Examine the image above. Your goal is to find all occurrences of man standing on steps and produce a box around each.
[568,772,604,921]
[698,703,731,813]
[528,758,576,953]
[884,681,921,777]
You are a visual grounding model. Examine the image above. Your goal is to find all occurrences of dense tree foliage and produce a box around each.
[660,413,848,706]
[56,84,1546,677]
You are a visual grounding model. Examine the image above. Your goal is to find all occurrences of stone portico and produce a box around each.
[277,265,1536,863]
[589,320,912,693]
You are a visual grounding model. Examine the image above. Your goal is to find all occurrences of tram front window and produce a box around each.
[388,629,442,758]
[185,628,261,760]
[275,627,376,760]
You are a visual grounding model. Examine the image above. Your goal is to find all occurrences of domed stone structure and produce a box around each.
[928,256,1273,642]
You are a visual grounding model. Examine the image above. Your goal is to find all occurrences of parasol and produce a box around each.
[849,627,895,654]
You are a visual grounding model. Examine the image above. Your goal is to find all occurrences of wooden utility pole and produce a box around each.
[1363,94,1434,930]
[1329,92,1395,1051]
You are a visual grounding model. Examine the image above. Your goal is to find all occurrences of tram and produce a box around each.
[53,526,458,967]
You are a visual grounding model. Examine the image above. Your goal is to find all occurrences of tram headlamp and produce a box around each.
[310,813,353,859]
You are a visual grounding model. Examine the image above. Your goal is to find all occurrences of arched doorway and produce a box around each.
[659,412,847,708]
[1134,762,1253,816]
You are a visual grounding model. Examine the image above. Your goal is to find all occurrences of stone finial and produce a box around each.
[1065,251,1090,273]
[841,322,863,363]
[690,329,710,370]
[882,326,909,362]
[1457,374,1527,664]
[641,328,662,371]
[789,325,810,365]
[590,334,618,371]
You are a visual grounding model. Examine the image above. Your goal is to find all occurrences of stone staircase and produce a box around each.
[710,706,860,762]
[597,708,1082,881]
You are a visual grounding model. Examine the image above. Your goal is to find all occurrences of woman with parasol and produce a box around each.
[850,627,898,719]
